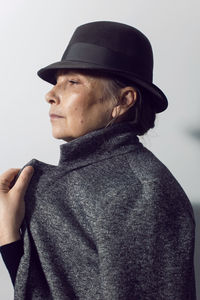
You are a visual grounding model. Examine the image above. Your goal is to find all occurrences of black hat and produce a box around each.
[37,21,168,113]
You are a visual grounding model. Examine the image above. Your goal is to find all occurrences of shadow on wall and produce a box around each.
[192,202,200,300]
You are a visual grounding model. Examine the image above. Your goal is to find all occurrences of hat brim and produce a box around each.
[37,60,168,113]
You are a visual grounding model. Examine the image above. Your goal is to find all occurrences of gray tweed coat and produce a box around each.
[14,121,196,300]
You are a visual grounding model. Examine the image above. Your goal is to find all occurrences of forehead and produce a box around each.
[55,69,93,81]
[55,69,106,90]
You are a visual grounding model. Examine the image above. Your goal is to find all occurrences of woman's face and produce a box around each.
[45,70,115,142]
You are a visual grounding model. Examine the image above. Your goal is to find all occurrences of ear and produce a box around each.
[111,87,137,118]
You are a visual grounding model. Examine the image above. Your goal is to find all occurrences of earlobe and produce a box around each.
[112,106,121,118]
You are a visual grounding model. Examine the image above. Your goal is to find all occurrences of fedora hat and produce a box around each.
[37,21,168,113]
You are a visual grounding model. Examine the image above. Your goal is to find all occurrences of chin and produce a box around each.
[62,136,76,142]
[51,125,87,142]
[51,130,74,142]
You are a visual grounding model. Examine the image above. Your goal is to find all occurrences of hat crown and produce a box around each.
[62,21,153,82]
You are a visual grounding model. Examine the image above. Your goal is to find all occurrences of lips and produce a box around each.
[50,114,64,118]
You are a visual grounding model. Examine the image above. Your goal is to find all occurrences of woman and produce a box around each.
[0,21,196,299]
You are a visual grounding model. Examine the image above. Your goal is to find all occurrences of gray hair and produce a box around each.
[97,75,157,135]
[99,77,143,128]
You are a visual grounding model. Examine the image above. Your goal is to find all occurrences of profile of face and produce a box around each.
[45,70,137,142]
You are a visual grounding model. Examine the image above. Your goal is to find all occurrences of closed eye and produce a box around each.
[68,80,79,85]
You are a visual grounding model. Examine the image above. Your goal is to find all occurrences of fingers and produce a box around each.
[0,168,21,192]
[12,166,34,198]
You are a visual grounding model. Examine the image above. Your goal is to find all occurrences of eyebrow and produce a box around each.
[55,70,83,81]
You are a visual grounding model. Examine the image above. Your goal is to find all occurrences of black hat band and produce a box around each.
[61,42,152,82]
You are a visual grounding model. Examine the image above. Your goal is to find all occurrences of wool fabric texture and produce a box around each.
[14,121,196,300]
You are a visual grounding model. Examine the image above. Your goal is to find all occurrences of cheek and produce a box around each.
[63,95,90,125]
[62,89,112,127]
[62,94,84,114]
[95,97,114,116]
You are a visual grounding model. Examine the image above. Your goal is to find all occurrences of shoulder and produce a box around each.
[123,144,173,182]
[115,145,195,223]
[123,144,189,202]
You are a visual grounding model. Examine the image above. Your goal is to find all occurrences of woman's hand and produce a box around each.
[0,166,34,246]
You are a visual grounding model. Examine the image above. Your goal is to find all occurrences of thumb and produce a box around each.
[12,166,34,198]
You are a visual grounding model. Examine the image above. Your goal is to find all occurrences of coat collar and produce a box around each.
[58,121,141,170]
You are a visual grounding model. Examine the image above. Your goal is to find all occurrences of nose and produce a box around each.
[45,86,59,104]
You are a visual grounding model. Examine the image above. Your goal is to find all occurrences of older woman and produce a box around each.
[0,21,196,299]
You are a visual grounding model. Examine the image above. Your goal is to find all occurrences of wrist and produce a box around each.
[0,231,21,247]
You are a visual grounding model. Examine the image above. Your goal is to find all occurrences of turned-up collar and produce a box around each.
[58,121,141,170]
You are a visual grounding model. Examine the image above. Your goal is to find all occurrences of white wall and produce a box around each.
[0,0,199,298]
